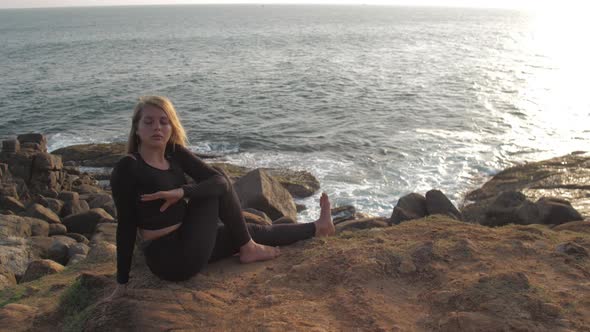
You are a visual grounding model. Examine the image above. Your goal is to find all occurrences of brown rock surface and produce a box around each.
[465,152,590,218]
[20,259,64,283]
[2,216,588,331]
[0,303,37,332]
[234,169,297,222]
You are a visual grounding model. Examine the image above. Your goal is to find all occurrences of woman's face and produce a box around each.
[136,104,173,149]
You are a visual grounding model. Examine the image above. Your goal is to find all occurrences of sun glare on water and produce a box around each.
[510,2,590,156]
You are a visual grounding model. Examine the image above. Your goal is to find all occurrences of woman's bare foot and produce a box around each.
[314,192,335,237]
[239,239,280,264]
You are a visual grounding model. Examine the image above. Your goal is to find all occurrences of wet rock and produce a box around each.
[91,223,116,245]
[425,189,462,220]
[390,193,427,225]
[465,152,590,218]
[234,169,297,222]
[62,208,114,236]
[48,223,67,236]
[20,259,64,283]
[331,205,356,224]
[556,242,588,258]
[482,191,540,227]
[0,303,37,332]
[335,217,389,233]
[537,197,583,225]
[296,203,306,212]
[23,203,61,224]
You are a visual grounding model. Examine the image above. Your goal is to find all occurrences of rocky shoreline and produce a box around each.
[0,133,589,331]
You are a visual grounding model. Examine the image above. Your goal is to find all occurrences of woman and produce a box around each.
[107,96,335,298]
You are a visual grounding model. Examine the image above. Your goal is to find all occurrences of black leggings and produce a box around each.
[143,175,316,282]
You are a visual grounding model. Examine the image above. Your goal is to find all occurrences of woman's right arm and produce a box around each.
[110,155,138,285]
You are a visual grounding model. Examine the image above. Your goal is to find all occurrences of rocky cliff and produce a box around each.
[0,135,588,331]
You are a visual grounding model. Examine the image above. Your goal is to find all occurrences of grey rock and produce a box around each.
[62,208,114,236]
[425,189,462,220]
[391,193,427,225]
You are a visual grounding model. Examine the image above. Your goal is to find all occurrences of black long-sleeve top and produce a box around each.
[110,144,228,284]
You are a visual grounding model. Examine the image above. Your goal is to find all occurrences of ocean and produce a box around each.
[1,5,589,221]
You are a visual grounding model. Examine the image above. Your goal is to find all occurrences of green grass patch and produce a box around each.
[59,279,97,332]
[0,287,26,308]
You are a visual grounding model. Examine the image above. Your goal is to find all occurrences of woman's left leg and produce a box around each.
[208,222,316,262]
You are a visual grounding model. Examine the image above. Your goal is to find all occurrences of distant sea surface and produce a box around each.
[1,5,589,220]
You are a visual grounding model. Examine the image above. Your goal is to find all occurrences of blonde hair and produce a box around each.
[127,96,188,153]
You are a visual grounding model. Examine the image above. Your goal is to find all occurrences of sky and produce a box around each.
[0,0,575,10]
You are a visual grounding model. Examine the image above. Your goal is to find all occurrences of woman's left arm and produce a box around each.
[174,145,230,199]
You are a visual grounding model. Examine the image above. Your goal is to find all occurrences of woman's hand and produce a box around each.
[141,188,184,212]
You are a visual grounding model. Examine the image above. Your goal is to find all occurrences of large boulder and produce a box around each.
[425,189,462,220]
[0,236,35,278]
[481,191,540,227]
[47,235,78,265]
[263,168,320,198]
[86,241,116,263]
[52,142,128,167]
[37,196,64,215]
[17,133,47,152]
[391,193,427,225]
[0,215,32,238]
[23,203,61,224]
[62,208,114,236]
[28,218,49,237]
[537,197,583,225]
[234,169,297,222]
[20,259,64,283]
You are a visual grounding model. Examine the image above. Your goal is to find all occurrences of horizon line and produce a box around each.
[0,2,536,11]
